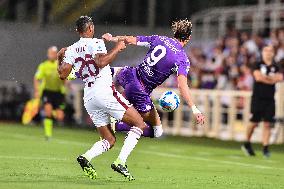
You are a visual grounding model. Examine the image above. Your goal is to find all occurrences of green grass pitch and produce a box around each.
[0,123,283,189]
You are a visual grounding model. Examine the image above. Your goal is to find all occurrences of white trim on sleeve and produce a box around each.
[137,41,151,48]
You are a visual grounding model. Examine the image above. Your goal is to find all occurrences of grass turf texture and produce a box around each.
[0,123,283,189]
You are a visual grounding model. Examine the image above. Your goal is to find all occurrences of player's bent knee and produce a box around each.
[135,120,147,131]
[123,106,146,130]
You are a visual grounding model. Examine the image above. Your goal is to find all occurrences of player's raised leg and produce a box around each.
[114,67,163,138]
[115,106,162,138]
[115,121,155,137]
[141,107,163,137]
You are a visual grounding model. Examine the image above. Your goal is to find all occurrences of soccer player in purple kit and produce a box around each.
[102,19,205,138]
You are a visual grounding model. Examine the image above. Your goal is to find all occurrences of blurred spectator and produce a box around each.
[237,65,253,90]
[275,41,284,62]
[163,28,284,90]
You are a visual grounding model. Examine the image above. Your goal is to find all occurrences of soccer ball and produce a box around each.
[159,91,180,112]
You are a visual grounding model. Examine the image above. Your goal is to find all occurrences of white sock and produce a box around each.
[118,126,142,164]
[153,125,163,138]
[83,139,110,161]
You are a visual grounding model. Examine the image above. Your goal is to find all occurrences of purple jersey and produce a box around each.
[136,35,190,93]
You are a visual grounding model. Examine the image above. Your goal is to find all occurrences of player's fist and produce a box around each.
[115,40,126,51]
[194,113,205,125]
[102,33,113,41]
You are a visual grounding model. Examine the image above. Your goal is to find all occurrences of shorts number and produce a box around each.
[146,45,166,66]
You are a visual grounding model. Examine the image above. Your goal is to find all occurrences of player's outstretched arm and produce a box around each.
[177,75,205,125]
[95,40,126,68]
[102,33,137,45]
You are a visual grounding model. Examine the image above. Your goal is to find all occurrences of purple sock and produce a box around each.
[115,121,154,138]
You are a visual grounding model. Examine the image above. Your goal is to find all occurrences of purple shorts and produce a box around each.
[116,67,154,113]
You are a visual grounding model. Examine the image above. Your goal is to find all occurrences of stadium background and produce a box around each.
[0,1,284,188]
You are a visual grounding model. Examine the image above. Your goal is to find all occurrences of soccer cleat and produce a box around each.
[111,160,135,181]
[263,150,271,158]
[263,146,271,158]
[241,143,256,156]
[77,155,97,179]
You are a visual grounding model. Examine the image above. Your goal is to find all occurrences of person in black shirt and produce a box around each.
[242,45,283,158]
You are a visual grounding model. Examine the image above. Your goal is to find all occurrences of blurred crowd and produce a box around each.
[0,84,30,121]
[162,28,284,90]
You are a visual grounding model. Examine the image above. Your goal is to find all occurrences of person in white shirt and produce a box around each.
[57,16,146,181]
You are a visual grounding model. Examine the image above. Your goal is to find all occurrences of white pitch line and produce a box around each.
[138,150,284,171]
[0,132,90,147]
[227,155,242,159]
[53,138,90,147]
[0,155,68,161]
[1,131,284,171]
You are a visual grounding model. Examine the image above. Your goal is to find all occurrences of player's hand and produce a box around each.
[115,40,126,51]
[57,47,67,64]
[194,113,205,125]
[102,33,113,41]
[124,37,133,45]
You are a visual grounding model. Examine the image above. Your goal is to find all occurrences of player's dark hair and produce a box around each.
[76,16,93,33]
[172,19,192,42]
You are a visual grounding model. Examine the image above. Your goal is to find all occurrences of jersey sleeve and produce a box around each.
[94,39,107,54]
[136,35,158,47]
[34,64,44,80]
[176,58,190,76]
[63,47,75,65]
